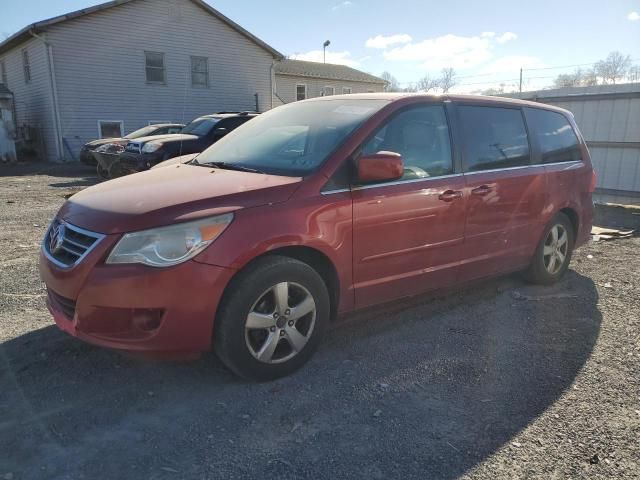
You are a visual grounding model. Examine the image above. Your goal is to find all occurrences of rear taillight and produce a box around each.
[589,170,597,193]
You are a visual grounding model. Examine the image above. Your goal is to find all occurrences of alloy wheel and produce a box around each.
[543,224,569,275]
[244,282,316,364]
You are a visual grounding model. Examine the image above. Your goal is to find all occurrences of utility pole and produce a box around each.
[323,40,331,63]
[519,68,523,93]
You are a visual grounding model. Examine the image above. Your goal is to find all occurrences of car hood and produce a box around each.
[85,138,125,148]
[151,153,198,169]
[59,164,302,234]
[128,133,199,145]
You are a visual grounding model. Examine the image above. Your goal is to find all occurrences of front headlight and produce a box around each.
[142,142,163,153]
[106,214,233,267]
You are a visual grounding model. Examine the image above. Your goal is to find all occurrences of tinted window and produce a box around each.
[361,105,453,181]
[459,106,530,172]
[526,108,581,164]
[181,118,220,136]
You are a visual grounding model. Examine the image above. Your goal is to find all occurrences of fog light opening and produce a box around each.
[132,309,164,332]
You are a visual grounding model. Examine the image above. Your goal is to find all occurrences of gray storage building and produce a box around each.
[512,83,640,204]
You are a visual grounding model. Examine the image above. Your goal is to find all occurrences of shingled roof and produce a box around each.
[0,0,283,58]
[275,59,386,85]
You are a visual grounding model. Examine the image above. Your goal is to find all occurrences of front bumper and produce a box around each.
[80,148,97,165]
[119,151,165,171]
[39,242,235,356]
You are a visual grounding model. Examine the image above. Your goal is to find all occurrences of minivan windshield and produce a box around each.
[181,118,220,136]
[194,99,389,176]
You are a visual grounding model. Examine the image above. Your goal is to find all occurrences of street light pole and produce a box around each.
[323,40,331,63]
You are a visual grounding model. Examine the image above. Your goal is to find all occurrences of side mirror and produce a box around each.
[214,127,228,136]
[357,151,404,183]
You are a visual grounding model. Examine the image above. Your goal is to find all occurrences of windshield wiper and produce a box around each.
[198,161,265,174]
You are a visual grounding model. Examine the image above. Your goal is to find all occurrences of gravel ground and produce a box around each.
[0,164,638,480]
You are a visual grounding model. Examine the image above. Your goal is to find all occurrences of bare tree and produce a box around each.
[439,67,457,93]
[627,65,640,83]
[380,71,401,92]
[553,68,585,88]
[582,68,598,86]
[594,51,631,84]
[415,74,439,92]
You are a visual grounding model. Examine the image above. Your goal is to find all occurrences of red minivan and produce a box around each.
[40,94,595,380]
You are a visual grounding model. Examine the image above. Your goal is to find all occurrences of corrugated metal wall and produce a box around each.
[514,83,640,205]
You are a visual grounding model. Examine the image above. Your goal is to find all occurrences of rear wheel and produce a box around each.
[525,213,574,285]
[214,256,329,381]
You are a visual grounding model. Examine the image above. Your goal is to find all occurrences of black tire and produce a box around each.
[214,255,330,381]
[108,162,130,179]
[525,213,575,285]
[96,164,110,181]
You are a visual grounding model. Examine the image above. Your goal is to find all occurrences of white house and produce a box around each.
[0,0,387,163]
[0,0,283,162]
[274,59,386,105]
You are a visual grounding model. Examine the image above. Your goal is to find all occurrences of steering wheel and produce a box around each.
[403,165,429,178]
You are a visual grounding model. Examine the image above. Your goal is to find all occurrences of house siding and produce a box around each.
[46,0,276,159]
[275,73,384,106]
[0,37,58,161]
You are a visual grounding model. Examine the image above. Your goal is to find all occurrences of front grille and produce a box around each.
[47,288,76,320]
[43,219,104,269]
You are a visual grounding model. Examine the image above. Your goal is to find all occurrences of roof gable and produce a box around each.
[0,0,283,58]
[275,59,385,85]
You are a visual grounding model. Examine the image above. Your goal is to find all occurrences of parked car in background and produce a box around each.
[40,94,595,381]
[115,112,258,174]
[79,123,184,165]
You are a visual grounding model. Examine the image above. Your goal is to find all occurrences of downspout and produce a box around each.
[270,60,276,110]
[29,29,64,162]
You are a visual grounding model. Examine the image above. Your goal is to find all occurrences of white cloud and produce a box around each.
[365,34,413,49]
[495,32,517,44]
[289,50,359,67]
[332,1,353,11]
[481,32,496,38]
[383,33,493,70]
[479,55,546,74]
[628,11,640,21]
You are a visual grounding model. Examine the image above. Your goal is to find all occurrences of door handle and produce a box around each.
[438,190,463,202]
[471,185,492,196]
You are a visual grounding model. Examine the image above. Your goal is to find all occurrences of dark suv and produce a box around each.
[117,112,258,172]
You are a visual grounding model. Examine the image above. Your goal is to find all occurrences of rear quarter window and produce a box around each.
[458,105,530,172]
[525,108,582,164]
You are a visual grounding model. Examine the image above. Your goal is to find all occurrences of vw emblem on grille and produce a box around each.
[49,223,66,254]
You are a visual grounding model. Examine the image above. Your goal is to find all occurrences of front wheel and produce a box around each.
[214,256,329,381]
[525,213,574,285]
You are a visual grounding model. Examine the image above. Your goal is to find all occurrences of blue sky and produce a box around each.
[3,0,640,92]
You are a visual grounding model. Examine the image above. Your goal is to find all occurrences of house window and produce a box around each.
[0,59,7,86]
[191,56,208,87]
[145,51,165,83]
[323,86,335,96]
[296,84,307,101]
[342,87,352,95]
[98,120,124,139]
[22,49,31,83]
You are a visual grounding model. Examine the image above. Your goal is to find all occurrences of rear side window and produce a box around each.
[525,108,581,164]
[458,106,530,172]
